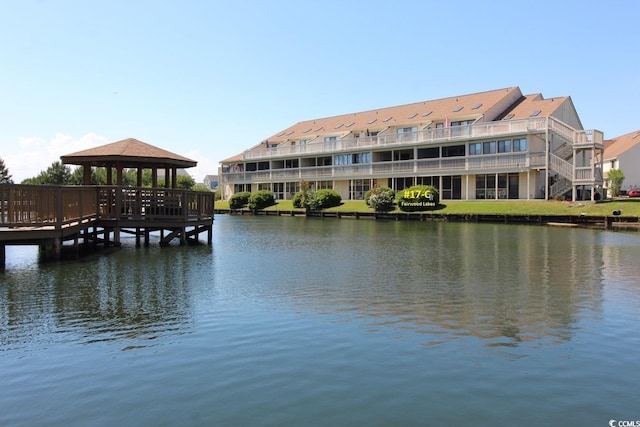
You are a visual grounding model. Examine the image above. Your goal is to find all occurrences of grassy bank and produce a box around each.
[215,199,640,217]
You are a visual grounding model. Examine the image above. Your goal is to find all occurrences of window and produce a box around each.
[285,159,298,168]
[394,177,414,192]
[367,119,377,124]
[498,139,512,153]
[422,111,432,117]
[334,154,351,165]
[353,152,371,163]
[397,127,417,134]
[530,110,541,117]
[335,124,344,129]
[394,150,413,161]
[273,182,284,200]
[503,113,515,120]
[472,103,482,110]
[451,120,474,127]
[513,138,527,152]
[383,116,393,122]
[350,179,370,200]
[476,174,496,199]
[408,113,418,119]
[469,143,482,155]
[442,145,465,157]
[316,181,333,190]
[453,106,463,112]
[324,136,337,142]
[478,173,519,199]
[483,141,496,155]
[442,175,462,200]
[285,182,299,197]
[416,176,439,189]
[417,147,439,159]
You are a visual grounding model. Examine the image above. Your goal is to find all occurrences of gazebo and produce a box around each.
[60,137,197,188]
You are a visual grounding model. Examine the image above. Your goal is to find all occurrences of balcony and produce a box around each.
[221,152,537,184]
[241,117,551,161]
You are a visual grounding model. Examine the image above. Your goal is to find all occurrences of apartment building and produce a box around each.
[219,87,604,202]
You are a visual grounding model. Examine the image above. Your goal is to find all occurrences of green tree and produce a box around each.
[0,156,13,184]
[192,183,212,192]
[22,161,72,185]
[607,169,625,197]
[176,175,195,190]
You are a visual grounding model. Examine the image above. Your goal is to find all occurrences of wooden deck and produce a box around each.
[1,184,214,267]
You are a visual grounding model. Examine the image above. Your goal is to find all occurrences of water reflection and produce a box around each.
[214,217,619,348]
[2,216,639,352]
[0,244,213,350]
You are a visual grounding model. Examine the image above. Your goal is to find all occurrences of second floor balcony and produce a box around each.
[237,117,602,162]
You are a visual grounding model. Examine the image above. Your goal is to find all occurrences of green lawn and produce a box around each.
[215,198,640,217]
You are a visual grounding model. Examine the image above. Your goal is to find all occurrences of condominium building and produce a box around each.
[219,87,604,201]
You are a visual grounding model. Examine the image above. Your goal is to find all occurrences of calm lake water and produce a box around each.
[1,215,639,426]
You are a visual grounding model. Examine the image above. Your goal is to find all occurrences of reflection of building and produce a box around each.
[603,130,640,192]
[203,174,219,190]
[220,87,604,201]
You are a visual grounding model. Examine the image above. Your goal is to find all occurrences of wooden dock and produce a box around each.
[1,184,214,268]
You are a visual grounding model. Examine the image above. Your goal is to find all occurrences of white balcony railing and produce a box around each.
[240,117,551,161]
[221,152,536,183]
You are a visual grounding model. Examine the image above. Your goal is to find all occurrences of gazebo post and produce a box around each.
[83,164,92,185]
[107,166,113,185]
[172,167,177,189]
[152,167,158,188]
[137,168,143,187]
[116,164,124,186]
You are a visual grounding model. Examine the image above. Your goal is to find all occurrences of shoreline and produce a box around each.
[214,209,640,231]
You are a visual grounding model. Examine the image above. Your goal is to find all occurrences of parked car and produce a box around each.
[627,189,640,197]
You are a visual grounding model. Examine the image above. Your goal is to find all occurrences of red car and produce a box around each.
[628,189,640,197]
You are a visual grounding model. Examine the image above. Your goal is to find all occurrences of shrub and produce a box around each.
[292,191,304,208]
[247,190,276,210]
[229,191,251,209]
[315,189,341,209]
[367,186,395,212]
[396,185,439,212]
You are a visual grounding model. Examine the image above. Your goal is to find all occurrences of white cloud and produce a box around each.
[5,132,109,182]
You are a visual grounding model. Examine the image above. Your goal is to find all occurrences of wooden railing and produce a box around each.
[1,184,214,229]
[0,185,98,227]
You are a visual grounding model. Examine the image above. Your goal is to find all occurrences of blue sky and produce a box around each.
[1,0,639,182]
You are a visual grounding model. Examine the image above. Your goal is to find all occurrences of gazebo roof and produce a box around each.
[61,138,197,169]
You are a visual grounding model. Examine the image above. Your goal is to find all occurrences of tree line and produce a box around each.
[0,157,210,191]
